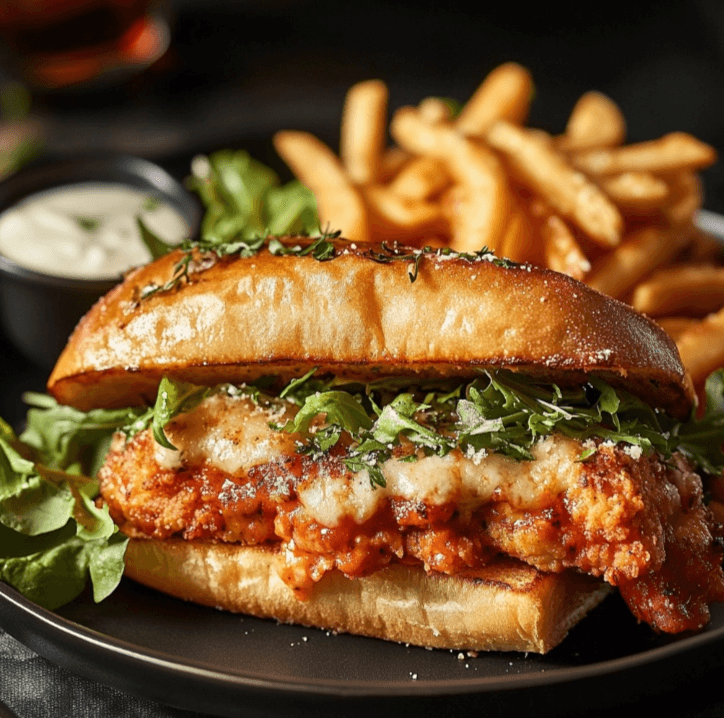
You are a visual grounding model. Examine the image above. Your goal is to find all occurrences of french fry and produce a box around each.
[388,155,450,201]
[363,184,444,237]
[556,91,626,152]
[378,146,410,182]
[455,62,534,136]
[632,264,724,317]
[662,172,702,227]
[676,307,724,386]
[448,136,514,253]
[486,120,623,247]
[655,317,698,342]
[418,97,454,124]
[340,79,389,186]
[273,130,369,243]
[440,136,514,254]
[388,106,457,201]
[390,64,532,200]
[540,212,591,281]
[390,105,454,159]
[586,225,693,299]
[598,171,669,210]
[683,227,724,264]
[571,133,717,176]
[499,201,535,263]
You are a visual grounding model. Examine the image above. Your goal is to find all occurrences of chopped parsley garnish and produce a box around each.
[75,216,101,232]
[136,148,519,298]
[361,242,515,282]
[142,196,161,211]
[270,368,724,488]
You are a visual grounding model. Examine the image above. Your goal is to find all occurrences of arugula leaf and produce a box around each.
[21,392,144,474]
[0,390,136,610]
[264,181,318,236]
[372,394,453,454]
[187,150,320,248]
[0,523,93,610]
[281,390,373,444]
[0,515,126,609]
[0,433,129,610]
[148,377,212,450]
[673,370,724,475]
[0,441,74,535]
[279,368,320,401]
[277,368,724,487]
[87,531,129,603]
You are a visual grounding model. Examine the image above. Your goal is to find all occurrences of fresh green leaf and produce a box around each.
[0,393,131,610]
[704,369,724,418]
[673,369,724,475]
[276,368,724,488]
[88,531,129,603]
[151,377,212,450]
[372,394,452,454]
[20,392,144,474]
[0,477,74,537]
[186,149,320,251]
[264,181,318,236]
[279,368,319,401]
[137,216,174,260]
[282,390,373,439]
[0,416,17,443]
[0,515,127,610]
[0,525,91,610]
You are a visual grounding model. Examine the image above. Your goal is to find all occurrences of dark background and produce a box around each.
[22,0,724,209]
[3,0,724,417]
[2,1,724,716]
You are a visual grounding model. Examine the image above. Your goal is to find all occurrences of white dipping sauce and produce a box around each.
[0,182,190,279]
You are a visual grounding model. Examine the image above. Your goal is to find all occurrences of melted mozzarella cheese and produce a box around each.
[162,393,298,475]
[159,393,583,528]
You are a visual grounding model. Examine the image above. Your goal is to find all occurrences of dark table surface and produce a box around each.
[2,1,724,715]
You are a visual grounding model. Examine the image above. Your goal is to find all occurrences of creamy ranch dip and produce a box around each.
[0,183,189,279]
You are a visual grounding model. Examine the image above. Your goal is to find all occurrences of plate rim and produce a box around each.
[3,578,724,698]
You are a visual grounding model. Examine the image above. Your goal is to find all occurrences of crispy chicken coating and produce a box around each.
[98,395,724,632]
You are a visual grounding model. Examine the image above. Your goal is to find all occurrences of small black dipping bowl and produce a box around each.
[0,154,202,370]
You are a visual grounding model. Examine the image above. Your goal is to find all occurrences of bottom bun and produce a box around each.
[124,538,611,654]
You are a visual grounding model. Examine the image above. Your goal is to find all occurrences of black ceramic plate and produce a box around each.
[2,211,724,718]
[0,580,724,716]
[2,578,724,718]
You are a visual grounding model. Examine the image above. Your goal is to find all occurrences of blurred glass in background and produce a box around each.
[0,0,171,91]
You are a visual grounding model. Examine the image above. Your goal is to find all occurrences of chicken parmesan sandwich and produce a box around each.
[42,235,724,654]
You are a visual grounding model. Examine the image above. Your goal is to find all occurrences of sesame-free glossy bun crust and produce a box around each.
[48,239,694,417]
[124,538,611,654]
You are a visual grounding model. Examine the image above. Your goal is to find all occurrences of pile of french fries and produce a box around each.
[272,63,721,390]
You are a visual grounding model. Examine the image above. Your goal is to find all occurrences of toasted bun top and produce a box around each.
[48,238,694,417]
